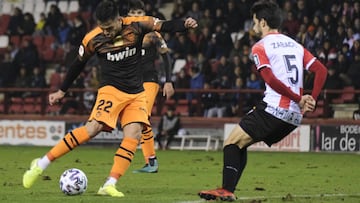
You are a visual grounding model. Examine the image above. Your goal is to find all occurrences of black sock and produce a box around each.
[149,157,157,166]
[222,144,247,193]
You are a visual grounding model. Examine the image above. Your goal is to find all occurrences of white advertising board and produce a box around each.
[224,123,310,152]
[0,120,65,146]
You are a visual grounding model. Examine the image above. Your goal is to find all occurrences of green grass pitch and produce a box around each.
[0,145,359,203]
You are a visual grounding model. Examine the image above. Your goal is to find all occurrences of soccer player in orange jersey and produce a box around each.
[23,0,197,197]
[198,0,327,201]
[127,0,175,173]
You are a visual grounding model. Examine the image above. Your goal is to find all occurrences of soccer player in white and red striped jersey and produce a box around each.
[198,0,327,201]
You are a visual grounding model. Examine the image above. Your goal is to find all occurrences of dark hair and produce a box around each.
[250,0,283,29]
[129,0,145,10]
[95,0,119,23]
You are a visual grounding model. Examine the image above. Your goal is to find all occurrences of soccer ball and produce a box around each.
[59,168,88,195]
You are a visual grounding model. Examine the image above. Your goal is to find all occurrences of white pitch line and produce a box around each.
[175,193,360,203]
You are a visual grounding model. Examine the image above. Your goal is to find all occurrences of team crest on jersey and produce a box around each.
[113,36,124,46]
[253,54,260,66]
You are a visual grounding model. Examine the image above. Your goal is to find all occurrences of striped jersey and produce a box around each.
[252,32,316,113]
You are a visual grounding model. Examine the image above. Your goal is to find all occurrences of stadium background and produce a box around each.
[0,0,359,153]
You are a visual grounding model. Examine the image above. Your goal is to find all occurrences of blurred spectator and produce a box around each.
[215,55,232,82]
[317,40,337,66]
[303,25,318,54]
[155,105,181,150]
[171,3,186,19]
[33,12,47,36]
[7,7,24,36]
[324,65,343,90]
[57,18,71,46]
[351,39,360,56]
[196,26,212,56]
[171,33,196,59]
[212,23,233,58]
[59,73,86,115]
[144,2,166,20]
[295,0,309,21]
[207,76,232,118]
[198,8,213,30]
[174,68,190,101]
[245,72,263,109]
[186,1,202,20]
[335,53,351,85]
[333,25,346,49]
[201,82,219,117]
[343,27,360,49]
[282,11,300,39]
[0,53,13,87]
[13,66,30,97]
[45,4,63,37]
[322,13,336,36]
[13,39,39,74]
[187,66,204,116]
[230,77,245,117]
[49,65,66,91]
[26,66,47,97]
[346,54,360,89]
[224,0,242,33]
[20,13,36,36]
[83,66,99,112]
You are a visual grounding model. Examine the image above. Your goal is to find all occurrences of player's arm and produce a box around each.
[159,17,198,32]
[155,31,174,99]
[303,49,327,101]
[259,67,301,102]
[49,29,98,105]
[127,16,197,33]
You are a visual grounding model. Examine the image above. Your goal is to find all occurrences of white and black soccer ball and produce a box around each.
[59,168,88,195]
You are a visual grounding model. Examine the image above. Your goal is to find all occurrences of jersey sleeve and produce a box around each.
[252,42,270,70]
[123,16,163,34]
[303,48,316,70]
[79,27,101,61]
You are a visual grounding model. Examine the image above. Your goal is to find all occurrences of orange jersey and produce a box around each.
[79,16,164,94]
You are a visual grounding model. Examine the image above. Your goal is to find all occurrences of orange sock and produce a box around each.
[140,127,156,164]
[47,126,90,161]
[110,137,138,179]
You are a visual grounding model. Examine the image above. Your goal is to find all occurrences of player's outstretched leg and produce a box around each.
[23,158,43,188]
[23,126,91,189]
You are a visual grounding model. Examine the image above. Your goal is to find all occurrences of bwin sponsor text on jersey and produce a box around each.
[107,47,137,61]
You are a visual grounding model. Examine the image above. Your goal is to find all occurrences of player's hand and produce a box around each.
[163,82,175,100]
[299,95,316,113]
[184,17,198,28]
[49,90,66,105]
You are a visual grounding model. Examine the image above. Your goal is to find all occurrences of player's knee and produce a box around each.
[85,120,104,137]
[224,125,253,149]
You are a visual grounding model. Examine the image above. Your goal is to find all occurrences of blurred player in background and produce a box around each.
[198,0,327,201]
[23,0,197,197]
[128,0,174,174]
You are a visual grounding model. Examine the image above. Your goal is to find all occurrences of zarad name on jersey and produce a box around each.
[270,41,296,49]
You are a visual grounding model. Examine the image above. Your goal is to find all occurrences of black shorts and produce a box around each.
[239,101,297,147]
